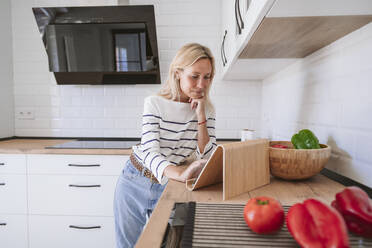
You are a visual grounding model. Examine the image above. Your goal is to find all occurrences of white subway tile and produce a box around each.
[103,129,126,138]
[123,107,143,118]
[82,86,104,96]
[341,100,372,130]
[104,86,126,96]
[93,119,115,129]
[115,118,139,129]
[60,107,82,118]
[355,133,372,164]
[215,130,239,139]
[15,119,50,129]
[93,96,116,106]
[104,108,128,118]
[15,128,62,137]
[157,39,171,50]
[50,119,92,129]
[35,107,60,118]
[327,156,372,188]
[115,96,139,107]
[71,96,93,106]
[81,107,104,118]
[60,129,104,137]
[125,128,142,138]
[60,86,82,96]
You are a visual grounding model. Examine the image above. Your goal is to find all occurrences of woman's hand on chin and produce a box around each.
[189,94,206,119]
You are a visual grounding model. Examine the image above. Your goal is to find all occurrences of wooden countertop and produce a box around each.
[0,139,132,155]
[135,174,346,248]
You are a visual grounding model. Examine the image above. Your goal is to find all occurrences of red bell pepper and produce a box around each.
[331,186,372,238]
[287,199,349,248]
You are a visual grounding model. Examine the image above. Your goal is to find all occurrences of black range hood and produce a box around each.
[32,5,161,85]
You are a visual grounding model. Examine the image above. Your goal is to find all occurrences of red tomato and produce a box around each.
[243,196,285,234]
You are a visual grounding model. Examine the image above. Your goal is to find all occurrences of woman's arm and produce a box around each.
[190,98,210,153]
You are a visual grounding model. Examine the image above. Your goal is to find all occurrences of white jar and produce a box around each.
[241,129,255,141]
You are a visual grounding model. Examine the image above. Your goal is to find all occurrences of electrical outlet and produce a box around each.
[16,108,35,120]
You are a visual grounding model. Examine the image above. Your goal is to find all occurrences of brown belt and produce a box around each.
[129,153,160,184]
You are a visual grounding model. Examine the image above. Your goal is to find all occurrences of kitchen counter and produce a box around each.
[0,138,238,155]
[135,174,346,248]
[0,139,132,155]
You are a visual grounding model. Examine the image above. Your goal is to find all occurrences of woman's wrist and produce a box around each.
[197,113,206,122]
[163,164,186,182]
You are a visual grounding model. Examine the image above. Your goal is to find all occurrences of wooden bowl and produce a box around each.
[269,141,331,180]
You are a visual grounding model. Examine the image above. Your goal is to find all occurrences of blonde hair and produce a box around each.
[158,43,215,111]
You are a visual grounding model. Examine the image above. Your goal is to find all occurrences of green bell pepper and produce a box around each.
[291,129,321,149]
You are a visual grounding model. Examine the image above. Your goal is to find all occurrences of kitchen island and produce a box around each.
[136,174,346,247]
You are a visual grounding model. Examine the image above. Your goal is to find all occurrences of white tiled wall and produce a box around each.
[261,23,372,187]
[0,0,15,138]
[11,0,261,139]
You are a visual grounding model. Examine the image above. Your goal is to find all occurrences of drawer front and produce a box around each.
[0,175,27,214]
[0,214,28,248]
[0,154,26,174]
[29,215,115,248]
[27,154,127,175]
[28,174,118,216]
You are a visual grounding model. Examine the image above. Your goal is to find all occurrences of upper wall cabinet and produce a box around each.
[221,0,372,80]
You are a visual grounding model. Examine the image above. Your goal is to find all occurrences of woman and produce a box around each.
[114,43,217,248]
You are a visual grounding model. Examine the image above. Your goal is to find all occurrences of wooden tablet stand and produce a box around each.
[186,139,270,200]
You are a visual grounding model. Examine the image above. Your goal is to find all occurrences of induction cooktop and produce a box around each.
[46,140,140,149]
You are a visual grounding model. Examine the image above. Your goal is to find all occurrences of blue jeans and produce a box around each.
[114,159,166,248]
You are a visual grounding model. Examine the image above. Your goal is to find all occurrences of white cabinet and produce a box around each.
[0,154,27,174]
[221,0,372,80]
[220,0,275,78]
[28,174,118,216]
[27,154,127,248]
[220,0,238,68]
[0,215,28,248]
[0,175,27,214]
[27,154,126,175]
[0,154,28,248]
[29,215,115,248]
[0,153,128,248]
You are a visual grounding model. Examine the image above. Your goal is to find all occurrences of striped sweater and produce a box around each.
[132,95,217,185]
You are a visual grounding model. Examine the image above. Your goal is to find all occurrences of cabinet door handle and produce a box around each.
[222,30,228,66]
[0,223,7,226]
[0,183,5,186]
[68,164,100,167]
[69,225,101,229]
[221,34,225,66]
[235,0,242,34]
[69,184,101,188]
[237,0,245,30]
[0,163,5,166]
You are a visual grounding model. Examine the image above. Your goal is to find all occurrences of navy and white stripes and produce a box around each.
[132,95,217,185]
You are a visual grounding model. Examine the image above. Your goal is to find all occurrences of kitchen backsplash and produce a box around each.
[0,0,14,138]
[261,23,372,187]
[11,0,261,139]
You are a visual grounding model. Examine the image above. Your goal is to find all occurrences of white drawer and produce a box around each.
[27,154,127,175]
[0,214,28,248]
[0,175,27,214]
[28,174,118,216]
[29,215,115,248]
[0,154,26,174]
